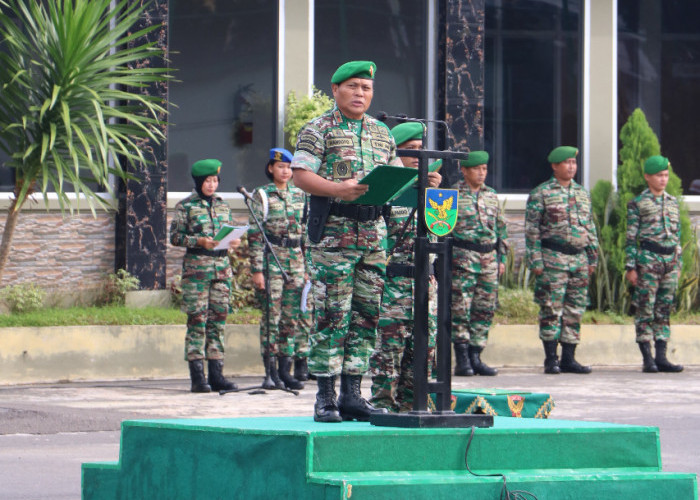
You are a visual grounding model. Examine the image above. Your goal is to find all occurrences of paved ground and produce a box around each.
[1,366,698,499]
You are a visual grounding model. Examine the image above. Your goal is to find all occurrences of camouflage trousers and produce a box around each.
[296,291,312,358]
[451,249,499,347]
[307,247,386,376]
[534,262,589,344]
[632,255,680,343]
[257,261,307,358]
[182,278,231,361]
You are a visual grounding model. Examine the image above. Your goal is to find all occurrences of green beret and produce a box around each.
[547,146,578,164]
[644,155,669,175]
[331,60,376,84]
[191,159,222,177]
[460,151,489,168]
[391,122,424,146]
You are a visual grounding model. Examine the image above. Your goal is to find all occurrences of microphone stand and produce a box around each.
[220,192,299,397]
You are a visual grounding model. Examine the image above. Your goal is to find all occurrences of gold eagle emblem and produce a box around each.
[428,195,453,220]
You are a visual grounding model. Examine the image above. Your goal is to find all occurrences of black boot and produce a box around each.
[278,356,304,390]
[337,374,388,422]
[638,342,658,373]
[294,357,310,381]
[314,376,342,423]
[655,339,684,373]
[188,360,212,393]
[468,345,498,376]
[542,340,560,374]
[207,359,239,391]
[453,343,474,376]
[262,355,285,390]
[559,343,592,374]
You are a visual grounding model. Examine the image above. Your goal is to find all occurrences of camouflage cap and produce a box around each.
[331,60,376,84]
[191,159,222,177]
[547,146,578,164]
[644,155,670,175]
[391,122,424,146]
[269,148,293,163]
[460,151,489,168]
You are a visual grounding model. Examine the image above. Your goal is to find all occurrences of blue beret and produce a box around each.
[270,148,293,163]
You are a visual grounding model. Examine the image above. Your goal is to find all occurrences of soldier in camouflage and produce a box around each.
[368,122,442,412]
[291,60,402,422]
[170,159,241,393]
[525,146,598,374]
[451,151,508,377]
[625,155,683,373]
[249,148,307,391]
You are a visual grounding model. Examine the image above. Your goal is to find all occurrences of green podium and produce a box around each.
[429,389,555,419]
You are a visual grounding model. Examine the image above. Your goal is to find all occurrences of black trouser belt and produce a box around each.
[541,238,584,256]
[329,202,389,222]
[640,239,676,255]
[186,248,229,258]
[386,262,435,279]
[266,234,302,248]
[453,239,496,253]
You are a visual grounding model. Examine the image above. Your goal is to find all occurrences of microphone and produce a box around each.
[375,112,451,133]
[237,185,258,204]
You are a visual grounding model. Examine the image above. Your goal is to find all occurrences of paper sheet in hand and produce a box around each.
[300,280,312,312]
[213,225,249,250]
[347,165,418,206]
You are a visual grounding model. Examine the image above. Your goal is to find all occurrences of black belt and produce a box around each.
[186,248,229,258]
[266,234,302,248]
[640,239,676,256]
[329,202,390,222]
[386,262,435,279]
[541,238,584,256]
[453,239,496,253]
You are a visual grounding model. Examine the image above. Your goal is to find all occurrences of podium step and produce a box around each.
[82,416,698,499]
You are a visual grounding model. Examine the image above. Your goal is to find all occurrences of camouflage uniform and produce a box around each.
[625,189,682,343]
[291,106,402,376]
[369,206,438,412]
[248,182,307,358]
[170,191,233,361]
[525,177,598,343]
[451,181,508,348]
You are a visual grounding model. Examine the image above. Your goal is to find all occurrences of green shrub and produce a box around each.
[495,288,539,324]
[0,282,46,313]
[283,87,334,149]
[98,269,140,306]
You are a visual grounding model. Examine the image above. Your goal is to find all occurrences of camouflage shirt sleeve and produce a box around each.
[496,200,509,265]
[524,187,544,271]
[291,121,324,173]
[581,189,599,267]
[170,199,199,248]
[625,197,640,270]
[247,187,267,273]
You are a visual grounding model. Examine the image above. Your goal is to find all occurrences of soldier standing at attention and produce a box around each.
[451,151,507,377]
[369,122,442,412]
[170,159,241,393]
[249,148,307,391]
[625,155,684,373]
[291,60,402,422]
[525,146,598,374]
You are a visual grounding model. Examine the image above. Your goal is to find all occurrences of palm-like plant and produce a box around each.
[0,0,170,282]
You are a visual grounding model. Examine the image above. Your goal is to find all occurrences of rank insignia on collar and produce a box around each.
[425,188,458,236]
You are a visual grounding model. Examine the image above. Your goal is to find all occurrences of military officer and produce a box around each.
[291,60,402,422]
[525,146,598,374]
[451,151,507,377]
[625,155,683,373]
[249,148,307,391]
[170,159,240,393]
[369,121,442,412]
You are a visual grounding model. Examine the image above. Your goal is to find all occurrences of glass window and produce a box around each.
[485,0,582,192]
[313,1,428,124]
[618,0,700,193]
[168,0,277,192]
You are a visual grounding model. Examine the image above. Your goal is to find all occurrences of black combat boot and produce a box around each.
[207,359,239,391]
[314,376,342,423]
[654,339,684,373]
[294,357,310,381]
[638,342,658,373]
[542,340,560,374]
[559,343,592,374]
[453,343,474,376]
[262,355,285,390]
[337,374,388,422]
[188,360,212,393]
[468,345,498,376]
[277,356,305,390]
